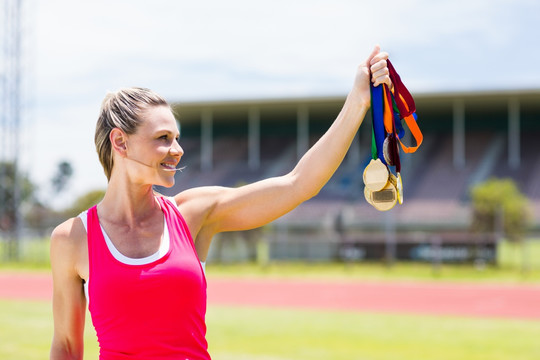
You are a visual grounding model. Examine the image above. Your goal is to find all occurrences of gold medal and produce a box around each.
[396,172,403,205]
[365,61,422,210]
[364,175,397,212]
[363,158,389,191]
[364,185,374,207]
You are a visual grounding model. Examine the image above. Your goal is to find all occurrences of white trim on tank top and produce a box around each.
[78,209,206,303]
[78,210,170,265]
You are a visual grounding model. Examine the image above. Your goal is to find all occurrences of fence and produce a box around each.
[2,227,539,273]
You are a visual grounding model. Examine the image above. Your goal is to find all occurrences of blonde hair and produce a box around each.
[95,87,170,180]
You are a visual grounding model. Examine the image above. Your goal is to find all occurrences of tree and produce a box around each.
[63,189,106,218]
[51,160,74,194]
[24,201,61,237]
[470,178,531,242]
[24,161,75,236]
[0,161,38,259]
[0,161,36,232]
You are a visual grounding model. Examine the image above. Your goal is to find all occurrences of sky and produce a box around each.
[6,0,540,209]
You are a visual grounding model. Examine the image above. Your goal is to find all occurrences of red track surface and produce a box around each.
[1,272,540,320]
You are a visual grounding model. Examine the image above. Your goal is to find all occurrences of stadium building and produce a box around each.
[159,89,540,263]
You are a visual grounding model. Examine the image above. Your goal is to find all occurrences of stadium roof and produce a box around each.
[172,88,540,125]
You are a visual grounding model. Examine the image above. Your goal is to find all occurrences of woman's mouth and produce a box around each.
[160,163,178,171]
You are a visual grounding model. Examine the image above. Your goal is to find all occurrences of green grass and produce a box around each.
[1,300,539,360]
[2,238,540,283]
[2,238,539,359]
[498,240,540,270]
[0,237,50,269]
[0,300,98,360]
[206,260,540,283]
[206,238,540,284]
[206,306,540,360]
[206,237,540,283]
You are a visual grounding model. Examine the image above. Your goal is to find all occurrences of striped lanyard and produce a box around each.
[370,59,422,171]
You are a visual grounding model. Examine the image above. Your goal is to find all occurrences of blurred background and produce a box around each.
[1,0,539,268]
[1,1,540,359]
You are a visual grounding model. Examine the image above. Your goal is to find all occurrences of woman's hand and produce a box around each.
[350,45,391,108]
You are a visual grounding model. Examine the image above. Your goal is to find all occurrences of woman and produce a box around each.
[50,46,392,359]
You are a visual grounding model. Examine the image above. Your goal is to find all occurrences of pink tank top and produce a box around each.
[86,196,210,360]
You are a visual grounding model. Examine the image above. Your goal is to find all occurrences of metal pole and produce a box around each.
[0,0,7,258]
[12,0,22,260]
[384,210,396,266]
[431,234,442,275]
[453,99,465,169]
[508,97,520,169]
[1,0,23,260]
[201,109,213,172]
[248,107,260,170]
[297,105,309,161]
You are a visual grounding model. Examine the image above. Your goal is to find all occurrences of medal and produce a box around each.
[382,132,399,167]
[363,59,420,211]
[364,173,398,211]
[363,158,389,192]
[382,136,393,166]
[396,172,403,205]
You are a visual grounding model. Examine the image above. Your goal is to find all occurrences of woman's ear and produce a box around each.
[110,128,128,156]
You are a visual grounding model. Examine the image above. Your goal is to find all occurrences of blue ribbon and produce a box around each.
[370,83,387,165]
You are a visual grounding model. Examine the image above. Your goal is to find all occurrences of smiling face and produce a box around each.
[122,105,183,188]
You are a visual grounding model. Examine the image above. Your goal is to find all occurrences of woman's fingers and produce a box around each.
[370,51,389,66]
[364,45,381,67]
[370,55,392,88]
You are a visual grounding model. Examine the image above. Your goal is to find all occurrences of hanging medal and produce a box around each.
[383,84,403,205]
[363,59,422,210]
[363,81,397,211]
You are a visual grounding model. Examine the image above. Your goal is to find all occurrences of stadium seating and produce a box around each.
[158,128,539,232]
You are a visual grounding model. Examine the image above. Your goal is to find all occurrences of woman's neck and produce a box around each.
[98,177,161,228]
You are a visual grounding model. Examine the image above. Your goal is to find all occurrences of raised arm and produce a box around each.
[177,46,391,259]
[50,219,87,360]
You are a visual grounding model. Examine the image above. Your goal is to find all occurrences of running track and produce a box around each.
[1,272,540,320]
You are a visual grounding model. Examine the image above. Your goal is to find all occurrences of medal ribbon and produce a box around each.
[387,60,423,153]
[367,59,417,209]
[370,84,386,164]
[371,59,421,171]
[370,82,402,173]
[383,84,401,173]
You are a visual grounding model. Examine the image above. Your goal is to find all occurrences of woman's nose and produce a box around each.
[170,140,184,156]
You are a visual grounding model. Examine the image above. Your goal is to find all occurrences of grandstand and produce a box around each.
[157,89,540,262]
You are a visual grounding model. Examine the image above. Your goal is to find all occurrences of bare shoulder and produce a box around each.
[50,216,88,279]
[173,186,227,204]
[173,186,229,214]
[51,217,86,248]
[172,186,229,237]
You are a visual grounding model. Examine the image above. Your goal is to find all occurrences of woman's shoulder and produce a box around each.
[50,216,89,288]
[51,215,86,238]
[50,216,87,258]
[172,186,227,205]
[168,186,226,226]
